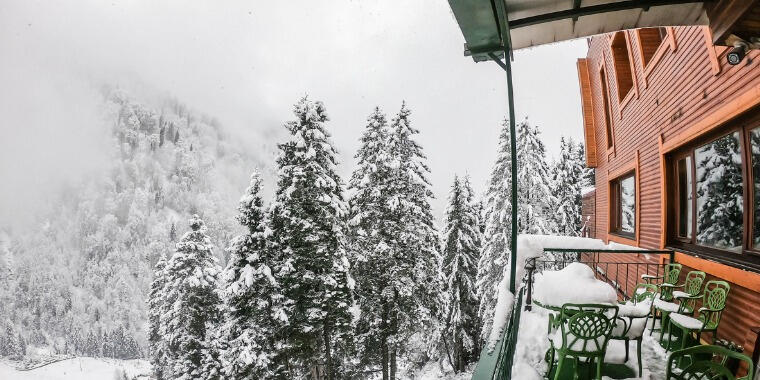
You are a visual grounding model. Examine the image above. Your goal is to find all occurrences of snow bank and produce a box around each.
[0,357,151,380]
[486,275,515,350]
[532,262,617,307]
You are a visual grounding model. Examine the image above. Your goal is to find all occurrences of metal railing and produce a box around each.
[524,248,675,310]
[493,285,525,380]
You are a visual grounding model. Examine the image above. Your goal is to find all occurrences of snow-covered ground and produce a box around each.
[0,357,151,380]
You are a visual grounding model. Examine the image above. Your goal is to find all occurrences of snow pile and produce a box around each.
[510,308,551,380]
[581,186,596,197]
[486,276,515,351]
[532,262,617,307]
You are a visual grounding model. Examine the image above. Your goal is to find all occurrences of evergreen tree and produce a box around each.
[477,120,513,341]
[551,137,584,236]
[347,107,397,377]
[269,97,353,379]
[384,102,443,376]
[148,254,169,380]
[161,215,222,380]
[515,118,556,235]
[220,172,288,379]
[441,176,482,372]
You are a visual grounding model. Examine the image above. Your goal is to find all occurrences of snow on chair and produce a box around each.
[546,303,618,380]
[654,270,706,345]
[645,263,683,337]
[610,283,658,376]
[664,281,731,356]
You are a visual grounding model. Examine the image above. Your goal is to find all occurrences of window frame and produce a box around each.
[637,27,676,88]
[666,110,760,272]
[599,63,615,155]
[609,31,636,104]
[610,171,637,239]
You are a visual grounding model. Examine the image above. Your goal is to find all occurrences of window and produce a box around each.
[600,67,614,149]
[668,112,760,271]
[637,27,668,67]
[611,173,636,237]
[610,32,634,101]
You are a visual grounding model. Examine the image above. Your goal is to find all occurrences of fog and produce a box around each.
[0,0,588,225]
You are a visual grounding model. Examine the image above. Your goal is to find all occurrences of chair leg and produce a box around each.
[596,355,603,380]
[624,338,629,362]
[659,311,669,344]
[649,309,657,336]
[573,357,580,380]
[666,320,674,351]
[554,354,565,380]
[636,338,643,377]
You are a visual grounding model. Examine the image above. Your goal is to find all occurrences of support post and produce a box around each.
[505,52,518,294]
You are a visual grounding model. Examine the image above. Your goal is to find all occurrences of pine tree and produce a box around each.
[148,254,169,380]
[477,120,513,341]
[269,97,353,379]
[220,172,288,379]
[161,215,222,380]
[384,102,443,376]
[169,223,177,242]
[441,176,482,372]
[551,137,584,236]
[516,118,556,235]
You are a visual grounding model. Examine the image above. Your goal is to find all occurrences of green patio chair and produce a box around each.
[665,345,754,380]
[655,270,706,344]
[546,303,619,380]
[664,280,731,353]
[645,263,683,336]
[611,283,658,376]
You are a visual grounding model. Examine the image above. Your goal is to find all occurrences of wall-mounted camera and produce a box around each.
[725,35,759,66]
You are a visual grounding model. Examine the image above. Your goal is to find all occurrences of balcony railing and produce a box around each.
[479,247,675,380]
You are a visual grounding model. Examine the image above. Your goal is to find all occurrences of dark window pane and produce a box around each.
[695,132,743,252]
[620,175,635,234]
[751,127,760,248]
[677,157,693,238]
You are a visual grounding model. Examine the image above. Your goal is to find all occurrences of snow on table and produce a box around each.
[533,262,618,308]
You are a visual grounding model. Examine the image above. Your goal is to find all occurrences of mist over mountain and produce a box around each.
[0,87,269,356]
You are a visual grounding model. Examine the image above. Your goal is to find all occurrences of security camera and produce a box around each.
[727,41,748,65]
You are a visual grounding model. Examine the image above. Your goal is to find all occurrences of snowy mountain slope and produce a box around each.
[0,88,267,358]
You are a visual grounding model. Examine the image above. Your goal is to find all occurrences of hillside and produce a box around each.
[0,88,266,358]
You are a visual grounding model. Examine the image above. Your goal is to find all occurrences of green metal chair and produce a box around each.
[655,270,706,344]
[665,280,731,353]
[611,283,658,376]
[546,303,619,380]
[665,345,754,380]
[645,263,683,336]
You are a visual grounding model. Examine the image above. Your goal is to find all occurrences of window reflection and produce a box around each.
[695,132,743,252]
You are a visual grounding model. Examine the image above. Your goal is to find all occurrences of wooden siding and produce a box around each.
[583,25,760,369]
[577,59,597,167]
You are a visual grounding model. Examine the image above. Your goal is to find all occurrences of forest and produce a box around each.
[0,90,591,379]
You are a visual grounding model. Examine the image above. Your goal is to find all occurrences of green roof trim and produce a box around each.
[447,0,505,62]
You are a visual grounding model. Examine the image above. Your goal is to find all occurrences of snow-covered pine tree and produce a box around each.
[551,137,583,236]
[477,120,513,341]
[347,107,398,378]
[384,102,443,374]
[516,118,556,235]
[441,175,482,372]
[161,215,222,380]
[220,172,288,379]
[575,142,595,188]
[148,254,169,380]
[269,97,353,379]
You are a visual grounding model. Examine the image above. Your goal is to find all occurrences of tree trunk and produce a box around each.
[390,345,397,380]
[323,323,333,380]
[381,333,389,380]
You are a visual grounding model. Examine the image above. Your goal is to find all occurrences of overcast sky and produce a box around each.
[0,0,588,222]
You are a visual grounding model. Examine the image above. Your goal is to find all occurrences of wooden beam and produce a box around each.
[706,0,760,44]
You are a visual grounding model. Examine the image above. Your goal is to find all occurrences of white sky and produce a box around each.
[0,0,588,222]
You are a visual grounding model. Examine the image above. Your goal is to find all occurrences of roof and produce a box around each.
[448,0,709,61]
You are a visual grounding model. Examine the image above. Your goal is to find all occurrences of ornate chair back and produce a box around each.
[631,283,658,304]
[558,303,619,355]
[660,263,683,301]
[700,281,730,330]
[666,345,754,380]
[679,271,706,314]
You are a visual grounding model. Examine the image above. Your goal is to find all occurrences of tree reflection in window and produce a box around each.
[695,132,743,251]
[620,176,635,234]
[751,127,760,248]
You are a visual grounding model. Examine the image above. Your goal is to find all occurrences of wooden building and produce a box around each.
[578,25,760,365]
